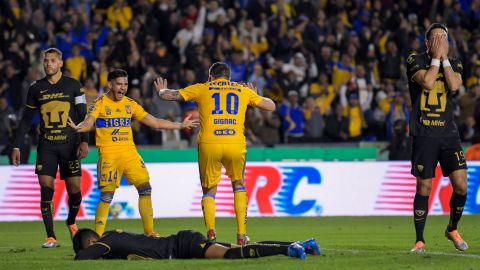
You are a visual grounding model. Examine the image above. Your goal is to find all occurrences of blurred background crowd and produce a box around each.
[1,0,480,150]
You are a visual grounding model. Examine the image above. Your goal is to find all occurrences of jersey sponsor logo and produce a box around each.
[39,92,69,101]
[375,164,480,215]
[192,165,322,215]
[214,129,236,136]
[96,118,132,128]
[44,134,67,141]
[112,136,129,142]
[111,129,129,136]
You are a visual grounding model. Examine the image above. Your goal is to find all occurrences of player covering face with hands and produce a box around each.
[67,69,198,238]
[406,23,467,254]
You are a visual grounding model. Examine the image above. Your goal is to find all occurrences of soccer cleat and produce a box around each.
[67,224,78,240]
[445,229,468,251]
[288,243,306,260]
[410,241,425,254]
[42,237,60,248]
[301,238,321,255]
[145,231,161,238]
[237,234,250,246]
[207,229,216,241]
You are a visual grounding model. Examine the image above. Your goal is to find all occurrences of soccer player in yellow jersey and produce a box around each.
[154,62,276,245]
[68,69,198,236]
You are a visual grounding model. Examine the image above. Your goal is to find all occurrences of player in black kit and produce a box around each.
[11,48,89,248]
[73,228,320,260]
[406,23,468,253]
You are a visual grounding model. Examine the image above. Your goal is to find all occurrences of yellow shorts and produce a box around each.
[198,143,247,188]
[97,150,149,192]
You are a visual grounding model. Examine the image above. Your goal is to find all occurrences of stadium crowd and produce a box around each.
[1,0,480,148]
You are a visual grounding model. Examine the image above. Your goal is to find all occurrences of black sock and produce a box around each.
[224,244,288,259]
[447,193,467,232]
[40,186,55,239]
[257,241,293,245]
[66,192,82,225]
[413,193,429,243]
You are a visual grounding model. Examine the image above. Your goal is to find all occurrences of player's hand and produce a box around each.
[430,35,442,59]
[77,142,89,159]
[440,36,449,61]
[246,82,258,94]
[11,148,21,166]
[153,77,168,94]
[67,117,81,132]
[181,114,199,129]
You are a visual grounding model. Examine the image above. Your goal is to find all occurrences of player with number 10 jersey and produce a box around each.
[155,62,275,245]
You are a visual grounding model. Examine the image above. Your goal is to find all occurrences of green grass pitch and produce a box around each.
[0,216,479,269]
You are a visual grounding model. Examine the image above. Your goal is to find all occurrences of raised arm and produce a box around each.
[244,82,276,111]
[153,77,185,101]
[139,114,199,130]
[68,115,96,133]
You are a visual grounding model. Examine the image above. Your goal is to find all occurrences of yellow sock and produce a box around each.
[233,187,247,235]
[95,201,111,236]
[201,195,216,231]
[138,194,154,234]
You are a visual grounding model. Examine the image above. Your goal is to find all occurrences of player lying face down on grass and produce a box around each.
[72,228,320,260]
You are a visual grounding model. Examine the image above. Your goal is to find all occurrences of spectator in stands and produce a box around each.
[303,96,323,142]
[259,110,281,147]
[324,103,349,142]
[107,0,133,31]
[279,90,304,143]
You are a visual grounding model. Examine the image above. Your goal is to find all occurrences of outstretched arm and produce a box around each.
[139,114,199,130]
[153,77,185,101]
[68,115,96,133]
[75,244,109,260]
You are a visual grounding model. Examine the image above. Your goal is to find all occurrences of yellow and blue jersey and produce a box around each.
[88,94,148,153]
[179,78,263,144]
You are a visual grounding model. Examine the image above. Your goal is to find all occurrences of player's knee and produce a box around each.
[136,182,152,196]
[100,192,114,204]
[40,186,54,201]
[453,183,467,195]
[68,191,82,205]
[202,185,217,196]
[232,180,244,189]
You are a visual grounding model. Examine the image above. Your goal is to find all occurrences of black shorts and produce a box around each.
[411,136,467,179]
[174,230,211,259]
[35,139,81,179]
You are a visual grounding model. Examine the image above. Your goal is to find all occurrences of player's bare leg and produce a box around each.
[95,190,114,236]
[65,176,82,239]
[445,169,468,251]
[232,180,248,245]
[411,177,431,253]
[135,182,158,237]
[202,185,217,241]
[38,175,59,248]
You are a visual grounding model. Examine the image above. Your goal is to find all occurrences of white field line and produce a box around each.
[324,248,480,259]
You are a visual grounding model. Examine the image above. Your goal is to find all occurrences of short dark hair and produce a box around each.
[425,23,448,40]
[209,62,231,79]
[107,69,128,81]
[72,228,100,254]
[43,48,63,59]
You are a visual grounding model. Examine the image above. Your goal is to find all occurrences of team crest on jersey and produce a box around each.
[417,165,424,173]
[106,106,111,115]
[125,105,132,114]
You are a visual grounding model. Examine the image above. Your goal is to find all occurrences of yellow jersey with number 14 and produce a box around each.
[88,94,148,153]
[179,78,262,144]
